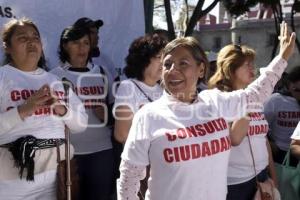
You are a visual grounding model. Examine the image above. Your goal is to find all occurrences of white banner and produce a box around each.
[0,0,145,75]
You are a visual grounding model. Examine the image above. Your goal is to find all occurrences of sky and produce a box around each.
[177,0,219,17]
[203,0,219,20]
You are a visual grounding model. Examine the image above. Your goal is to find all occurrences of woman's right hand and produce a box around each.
[279,21,296,61]
[18,84,54,120]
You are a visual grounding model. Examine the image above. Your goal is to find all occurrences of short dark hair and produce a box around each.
[73,17,103,29]
[2,18,46,68]
[153,29,171,42]
[58,25,92,63]
[124,34,167,81]
[287,66,300,83]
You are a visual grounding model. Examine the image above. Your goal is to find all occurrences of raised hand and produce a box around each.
[279,21,296,61]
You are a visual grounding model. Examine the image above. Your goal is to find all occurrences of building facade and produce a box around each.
[194,1,300,70]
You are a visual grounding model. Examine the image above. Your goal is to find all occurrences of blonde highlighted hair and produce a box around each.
[208,44,255,92]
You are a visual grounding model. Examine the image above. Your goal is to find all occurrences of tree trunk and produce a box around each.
[184,0,219,36]
[144,0,154,34]
[164,0,176,40]
[185,0,189,32]
[271,3,282,59]
[291,0,300,53]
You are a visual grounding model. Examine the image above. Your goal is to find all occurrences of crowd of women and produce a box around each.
[0,17,299,200]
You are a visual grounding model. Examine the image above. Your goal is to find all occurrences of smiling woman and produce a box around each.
[161,37,208,103]
[208,44,278,200]
[117,22,296,200]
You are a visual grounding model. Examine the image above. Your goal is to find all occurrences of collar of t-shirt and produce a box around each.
[62,62,93,72]
[162,90,199,106]
[6,64,45,76]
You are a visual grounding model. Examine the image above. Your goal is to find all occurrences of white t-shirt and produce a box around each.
[227,111,269,185]
[264,93,300,150]
[122,90,251,200]
[291,122,300,140]
[118,56,288,200]
[113,79,163,114]
[50,63,113,154]
[93,52,117,82]
[0,64,87,145]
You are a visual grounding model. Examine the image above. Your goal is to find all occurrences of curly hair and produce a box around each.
[2,18,46,68]
[208,44,255,92]
[124,34,167,81]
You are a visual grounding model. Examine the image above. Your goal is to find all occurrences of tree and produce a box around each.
[144,0,220,39]
[164,0,176,40]
[184,0,219,36]
[146,0,297,60]
[291,0,300,53]
[223,0,300,55]
[144,0,155,33]
[268,1,283,58]
[221,0,291,59]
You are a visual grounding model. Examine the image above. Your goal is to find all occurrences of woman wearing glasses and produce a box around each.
[208,44,278,200]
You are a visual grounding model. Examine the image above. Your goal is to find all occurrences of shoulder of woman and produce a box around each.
[45,70,63,81]
[266,93,283,101]
[49,66,63,74]
[118,79,136,89]
[199,88,222,98]
[0,64,13,73]
[0,65,8,81]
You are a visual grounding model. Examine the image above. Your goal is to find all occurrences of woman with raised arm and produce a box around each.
[117,22,295,200]
[0,18,87,200]
[208,44,278,200]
